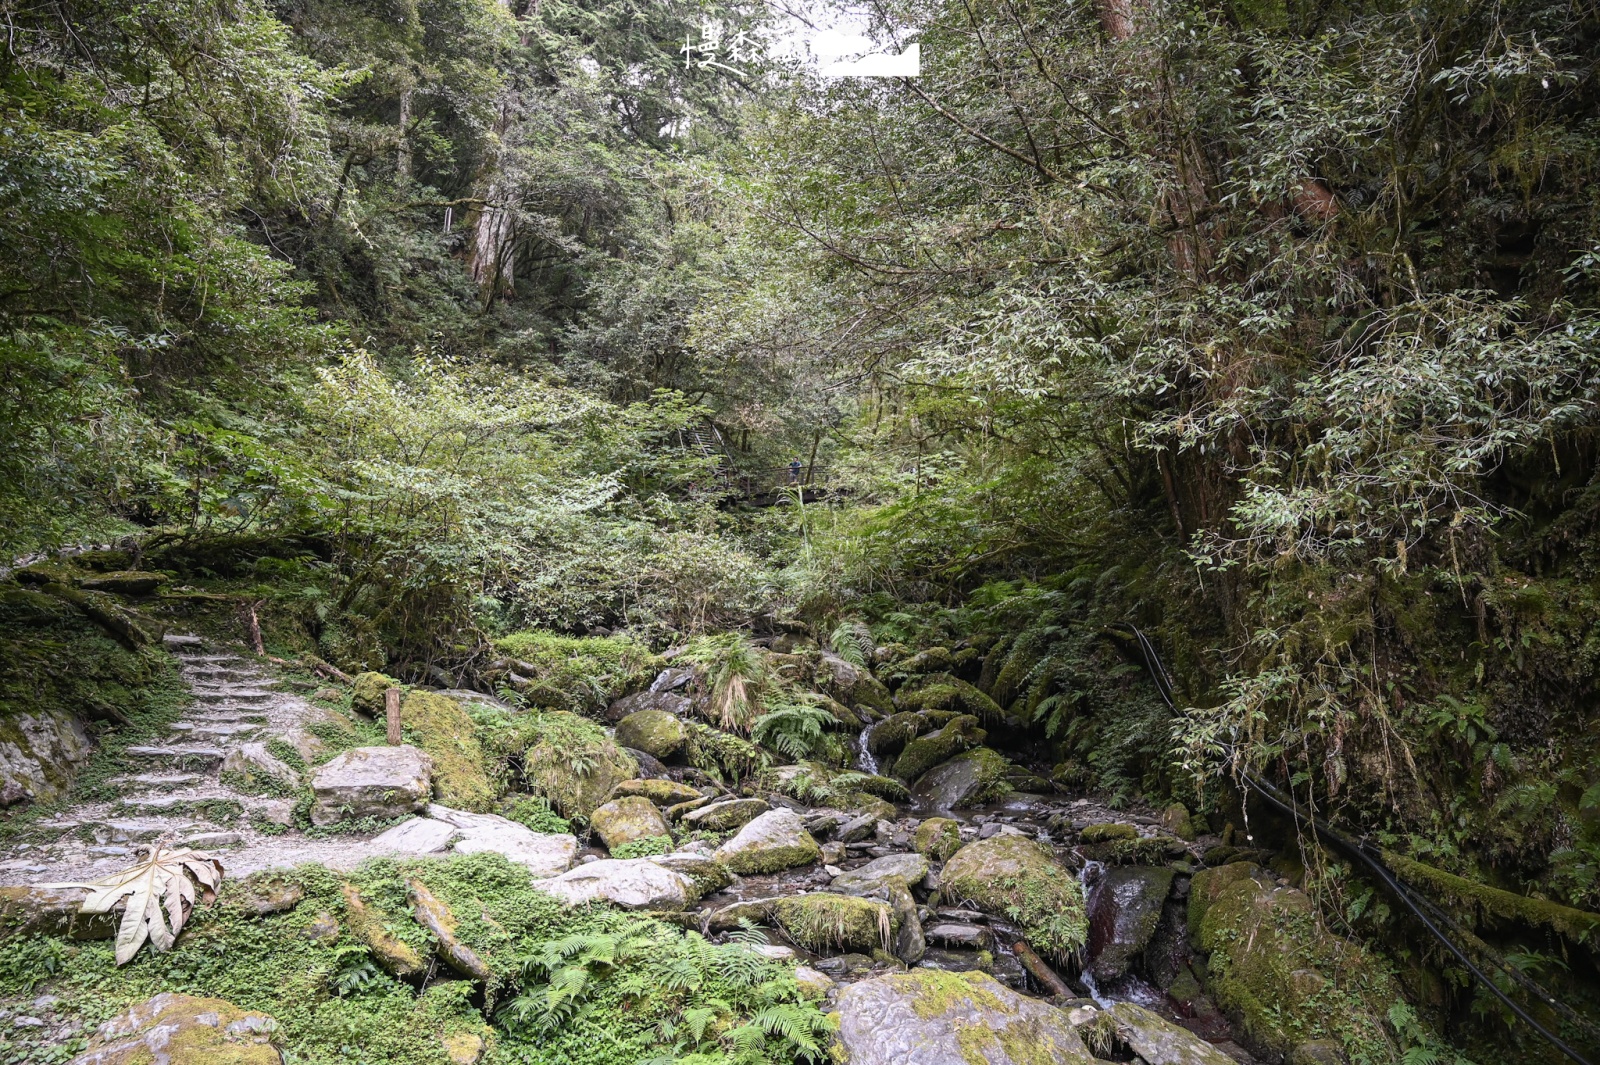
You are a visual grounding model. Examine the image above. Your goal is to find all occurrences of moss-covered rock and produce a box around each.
[0,885,116,940]
[911,747,1012,809]
[892,715,985,781]
[1187,863,1403,1061]
[522,711,639,822]
[1079,822,1138,844]
[865,711,931,756]
[350,671,401,717]
[913,818,964,863]
[613,708,687,761]
[608,778,703,806]
[400,691,496,812]
[492,631,663,714]
[407,878,491,981]
[340,883,425,977]
[1160,803,1195,841]
[590,795,671,851]
[773,893,895,954]
[713,808,821,875]
[834,970,1093,1065]
[78,571,170,596]
[896,673,1003,721]
[814,652,894,715]
[682,796,769,832]
[941,835,1086,956]
[74,992,283,1064]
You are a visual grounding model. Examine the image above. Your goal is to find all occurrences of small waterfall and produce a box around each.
[855,719,883,775]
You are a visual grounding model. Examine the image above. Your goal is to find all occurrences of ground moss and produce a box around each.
[518,711,639,822]
[492,631,663,715]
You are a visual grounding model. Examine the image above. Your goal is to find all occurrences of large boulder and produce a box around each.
[712,808,821,875]
[834,970,1093,1065]
[864,711,931,756]
[911,747,1012,809]
[0,885,115,940]
[1188,863,1402,1061]
[412,804,579,877]
[590,796,670,851]
[349,671,401,718]
[604,689,691,724]
[535,858,697,910]
[772,893,895,954]
[891,716,985,781]
[68,992,281,1065]
[942,835,1086,956]
[221,743,300,793]
[310,746,432,826]
[895,673,1003,720]
[0,707,93,804]
[682,797,769,832]
[1090,1002,1236,1065]
[830,852,930,895]
[912,817,964,862]
[613,709,687,761]
[522,712,638,822]
[815,652,893,715]
[401,690,495,812]
[1085,865,1175,984]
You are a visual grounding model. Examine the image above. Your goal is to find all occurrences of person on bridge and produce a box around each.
[789,459,803,484]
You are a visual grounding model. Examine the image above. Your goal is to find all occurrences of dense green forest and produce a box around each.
[3,0,1600,1063]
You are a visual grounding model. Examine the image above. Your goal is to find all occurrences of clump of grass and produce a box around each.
[682,632,768,733]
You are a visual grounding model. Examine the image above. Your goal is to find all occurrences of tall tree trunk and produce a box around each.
[397,87,413,182]
[462,0,538,306]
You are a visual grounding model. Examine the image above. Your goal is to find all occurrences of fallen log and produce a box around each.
[1012,939,1074,999]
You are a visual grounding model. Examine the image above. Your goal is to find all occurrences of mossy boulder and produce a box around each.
[0,885,116,940]
[682,796,769,832]
[0,707,93,804]
[608,778,703,806]
[865,711,930,756]
[883,647,954,680]
[833,970,1093,1065]
[892,715,985,781]
[77,570,169,596]
[407,878,492,981]
[815,652,894,715]
[713,808,822,875]
[911,747,1012,809]
[913,818,964,863]
[350,671,401,717]
[1160,803,1195,840]
[590,795,671,851]
[1079,822,1138,844]
[896,673,1003,721]
[73,992,283,1065]
[1187,863,1403,1061]
[773,893,896,954]
[522,711,639,822]
[614,709,687,761]
[830,852,930,894]
[401,691,496,812]
[941,835,1087,956]
[340,883,425,977]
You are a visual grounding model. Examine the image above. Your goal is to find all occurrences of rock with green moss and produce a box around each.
[815,651,894,715]
[773,893,896,954]
[713,808,821,874]
[400,691,496,812]
[682,796,769,832]
[830,852,930,894]
[613,708,687,760]
[892,716,985,782]
[865,711,931,756]
[1079,822,1138,844]
[522,711,639,822]
[0,707,93,804]
[0,885,116,940]
[941,835,1087,956]
[590,795,670,851]
[914,818,965,862]
[896,673,1003,721]
[221,742,300,793]
[407,878,491,981]
[834,969,1094,1065]
[69,991,283,1065]
[1159,803,1195,841]
[883,647,955,680]
[309,745,432,826]
[1084,866,1174,983]
[350,670,401,717]
[608,778,703,806]
[340,883,425,976]
[1086,1002,1235,1065]
[651,852,735,897]
[912,747,1013,809]
[77,570,170,596]
[1187,862,1403,1061]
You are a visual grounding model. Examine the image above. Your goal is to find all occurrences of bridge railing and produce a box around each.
[721,465,832,495]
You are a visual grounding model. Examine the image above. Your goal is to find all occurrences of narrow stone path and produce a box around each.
[0,635,433,883]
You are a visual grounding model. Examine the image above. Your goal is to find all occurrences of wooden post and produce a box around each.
[385,687,402,745]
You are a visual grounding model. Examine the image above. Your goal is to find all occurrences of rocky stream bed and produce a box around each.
[0,630,1402,1064]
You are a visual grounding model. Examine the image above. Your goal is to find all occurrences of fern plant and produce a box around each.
[751,700,833,761]
[828,619,874,666]
[683,632,769,733]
